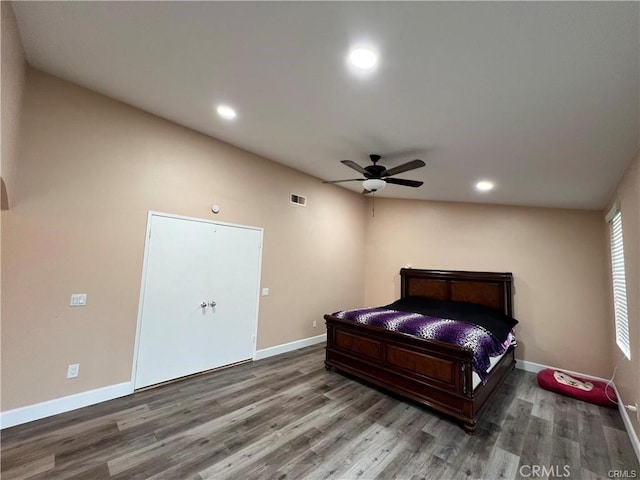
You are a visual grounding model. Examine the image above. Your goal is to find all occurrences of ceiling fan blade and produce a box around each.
[322,178,365,184]
[341,160,368,175]
[383,159,426,177]
[385,178,424,188]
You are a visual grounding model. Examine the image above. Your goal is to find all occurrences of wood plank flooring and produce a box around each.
[2,345,638,479]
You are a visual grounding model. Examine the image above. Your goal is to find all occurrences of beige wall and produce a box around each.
[363,198,612,378]
[0,35,629,419]
[606,152,640,440]
[1,1,26,210]
[1,69,366,410]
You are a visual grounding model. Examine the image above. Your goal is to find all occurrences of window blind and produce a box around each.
[609,209,630,359]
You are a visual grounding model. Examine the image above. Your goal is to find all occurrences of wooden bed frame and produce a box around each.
[324,268,516,434]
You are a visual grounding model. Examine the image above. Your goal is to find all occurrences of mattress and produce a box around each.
[332,306,514,383]
[472,350,506,390]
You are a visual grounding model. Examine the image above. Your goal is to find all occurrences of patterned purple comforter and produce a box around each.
[332,307,511,383]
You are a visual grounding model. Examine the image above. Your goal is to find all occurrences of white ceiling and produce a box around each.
[12,1,640,209]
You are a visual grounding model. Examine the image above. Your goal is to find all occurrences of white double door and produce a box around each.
[134,213,262,389]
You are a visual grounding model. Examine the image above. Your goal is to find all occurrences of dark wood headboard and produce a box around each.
[400,268,514,317]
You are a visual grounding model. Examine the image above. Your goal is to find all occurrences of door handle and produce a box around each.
[209,301,217,307]
[200,302,208,308]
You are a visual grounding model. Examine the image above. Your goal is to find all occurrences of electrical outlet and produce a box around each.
[313,320,317,328]
[625,403,639,422]
[67,364,79,379]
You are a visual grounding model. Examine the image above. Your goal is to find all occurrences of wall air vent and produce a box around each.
[290,194,307,206]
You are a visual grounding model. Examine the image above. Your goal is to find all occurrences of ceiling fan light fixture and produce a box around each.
[363,178,386,192]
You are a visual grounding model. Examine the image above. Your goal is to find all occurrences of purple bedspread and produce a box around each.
[332,307,509,383]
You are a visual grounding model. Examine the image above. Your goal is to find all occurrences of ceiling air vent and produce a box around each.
[290,193,307,207]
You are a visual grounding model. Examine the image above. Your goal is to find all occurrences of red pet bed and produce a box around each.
[537,369,618,408]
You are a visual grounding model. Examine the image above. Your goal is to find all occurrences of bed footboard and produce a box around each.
[324,314,515,434]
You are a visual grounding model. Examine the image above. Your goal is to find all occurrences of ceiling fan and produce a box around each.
[322,154,426,194]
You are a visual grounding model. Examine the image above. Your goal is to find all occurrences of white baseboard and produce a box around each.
[0,381,134,429]
[254,333,326,361]
[615,386,640,464]
[515,359,609,382]
[516,358,639,463]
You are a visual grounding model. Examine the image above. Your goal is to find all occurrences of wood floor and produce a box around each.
[2,345,638,480]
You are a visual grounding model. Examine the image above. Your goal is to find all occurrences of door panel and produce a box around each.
[135,214,261,389]
[208,224,262,368]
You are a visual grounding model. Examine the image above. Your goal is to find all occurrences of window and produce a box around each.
[607,207,630,359]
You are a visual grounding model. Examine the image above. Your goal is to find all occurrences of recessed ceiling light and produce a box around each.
[216,104,237,120]
[475,180,495,192]
[348,48,378,70]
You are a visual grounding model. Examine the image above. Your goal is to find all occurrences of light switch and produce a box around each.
[70,294,87,306]
[261,288,270,297]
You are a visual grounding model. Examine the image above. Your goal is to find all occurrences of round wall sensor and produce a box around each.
[211,204,221,214]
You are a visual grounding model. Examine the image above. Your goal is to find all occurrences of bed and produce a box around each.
[324,268,516,434]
